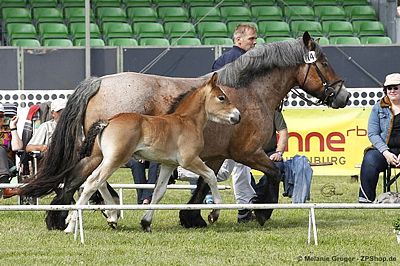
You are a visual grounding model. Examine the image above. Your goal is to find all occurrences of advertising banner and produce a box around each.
[282,108,371,176]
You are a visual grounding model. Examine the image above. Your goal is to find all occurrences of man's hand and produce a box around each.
[40,145,48,152]
[10,116,18,129]
[269,151,283,162]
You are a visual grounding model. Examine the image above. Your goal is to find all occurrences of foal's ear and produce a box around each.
[302,31,315,51]
[210,72,218,86]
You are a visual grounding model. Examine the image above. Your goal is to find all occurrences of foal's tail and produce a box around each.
[19,77,103,197]
[79,120,108,159]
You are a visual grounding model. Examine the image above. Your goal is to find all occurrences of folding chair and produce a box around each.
[383,166,400,193]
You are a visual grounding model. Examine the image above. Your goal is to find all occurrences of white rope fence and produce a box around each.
[0,183,231,218]
[0,184,232,190]
[1,203,400,245]
[106,183,231,219]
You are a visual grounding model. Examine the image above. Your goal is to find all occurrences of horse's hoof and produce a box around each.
[46,211,68,230]
[254,209,273,226]
[108,221,117,229]
[140,220,152,232]
[179,209,207,228]
[207,210,219,224]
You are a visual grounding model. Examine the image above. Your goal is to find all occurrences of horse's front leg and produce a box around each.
[140,165,175,232]
[185,157,222,224]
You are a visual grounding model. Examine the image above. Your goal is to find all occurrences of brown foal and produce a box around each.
[64,73,240,233]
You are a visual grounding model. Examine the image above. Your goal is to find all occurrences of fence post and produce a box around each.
[308,207,318,246]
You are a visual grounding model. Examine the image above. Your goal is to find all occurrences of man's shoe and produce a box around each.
[237,209,256,223]
[2,188,20,199]
[142,198,151,205]
[0,174,11,183]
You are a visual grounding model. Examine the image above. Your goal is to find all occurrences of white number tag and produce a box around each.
[303,51,317,64]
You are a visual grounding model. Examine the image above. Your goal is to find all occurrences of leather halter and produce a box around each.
[295,58,345,107]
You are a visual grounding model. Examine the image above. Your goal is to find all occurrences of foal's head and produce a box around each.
[204,73,241,125]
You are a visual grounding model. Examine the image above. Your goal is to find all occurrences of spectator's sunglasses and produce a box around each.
[386,85,399,91]
[0,113,4,118]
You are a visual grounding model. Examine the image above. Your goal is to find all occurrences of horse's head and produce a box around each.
[296,32,350,109]
[205,72,241,125]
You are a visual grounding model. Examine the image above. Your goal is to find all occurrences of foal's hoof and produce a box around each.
[179,209,207,228]
[254,209,273,226]
[140,220,152,232]
[108,221,117,229]
[207,210,219,224]
[64,226,74,234]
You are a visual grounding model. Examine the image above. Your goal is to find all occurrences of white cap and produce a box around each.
[384,73,400,87]
[51,98,67,112]
[0,103,4,113]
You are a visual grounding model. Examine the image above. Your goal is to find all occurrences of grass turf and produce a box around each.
[1,169,399,265]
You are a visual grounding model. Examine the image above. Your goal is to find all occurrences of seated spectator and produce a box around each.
[26,98,66,153]
[126,159,159,204]
[359,73,400,203]
[0,103,23,198]
[2,99,66,200]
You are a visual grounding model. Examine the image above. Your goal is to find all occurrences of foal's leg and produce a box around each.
[185,157,222,224]
[97,182,120,228]
[141,165,175,232]
[64,160,119,233]
[179,160,223,228]
[46,156,102,231]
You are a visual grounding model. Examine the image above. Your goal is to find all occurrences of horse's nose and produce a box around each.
[331,85,350,109]
[230,109,241,124]
[336,92,350,108]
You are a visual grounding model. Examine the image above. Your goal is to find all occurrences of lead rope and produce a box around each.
[290,86,324,106]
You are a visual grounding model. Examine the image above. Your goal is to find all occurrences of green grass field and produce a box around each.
[1,169,399,265]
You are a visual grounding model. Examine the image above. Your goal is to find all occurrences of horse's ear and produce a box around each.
[210,72,218,86]
[302,31,315,51]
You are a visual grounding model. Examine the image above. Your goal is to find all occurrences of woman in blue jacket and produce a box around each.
[359,73,400,203]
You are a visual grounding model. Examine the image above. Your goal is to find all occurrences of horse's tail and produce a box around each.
[79,120,108,159]
[19,77,103,197]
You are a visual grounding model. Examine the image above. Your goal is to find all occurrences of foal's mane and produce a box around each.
[167,86,197,114]
[217,38,322,88]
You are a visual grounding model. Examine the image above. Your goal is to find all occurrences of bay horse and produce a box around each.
[19,32,350,230]
[63,73,240,233]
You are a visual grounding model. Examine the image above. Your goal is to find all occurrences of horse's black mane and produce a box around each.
[217,37,322,88]
[167,86,197,114]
